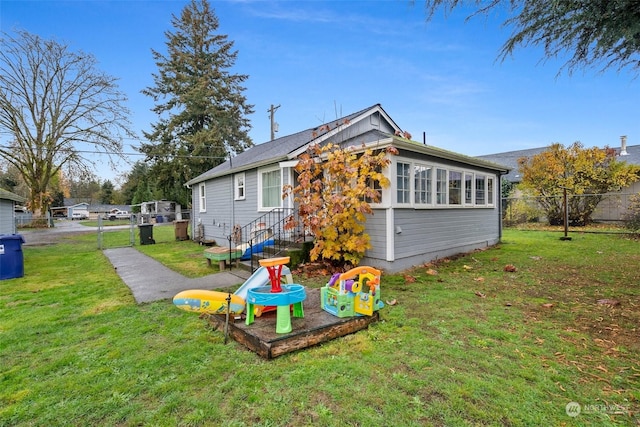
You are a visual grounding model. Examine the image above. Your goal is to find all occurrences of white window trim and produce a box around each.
[414,163,433,207]
[257,165,283,212]
[198,183,206,213]
[448,169,463,206]
[475,174,487,207]
[392,156,497,209]
[234,172,246,201]
[396,161,411,205]
[464,172,474,206]
[487,176,495,206]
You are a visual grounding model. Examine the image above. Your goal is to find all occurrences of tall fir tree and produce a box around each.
[141,0,254,206]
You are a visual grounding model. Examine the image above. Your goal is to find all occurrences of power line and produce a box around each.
[0,146,230,159]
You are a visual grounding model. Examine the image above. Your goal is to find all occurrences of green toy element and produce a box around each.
[245,257,306,334]
[321,266,384,318]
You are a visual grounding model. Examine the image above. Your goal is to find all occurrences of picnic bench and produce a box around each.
[203,246,243,270]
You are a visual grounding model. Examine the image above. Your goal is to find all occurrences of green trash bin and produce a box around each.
[139,224,155,245]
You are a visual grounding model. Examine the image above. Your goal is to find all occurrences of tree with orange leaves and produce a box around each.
[518,142,639,226]
[284,143,397,267]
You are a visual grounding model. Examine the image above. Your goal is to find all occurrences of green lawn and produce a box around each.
[1,228,638,426]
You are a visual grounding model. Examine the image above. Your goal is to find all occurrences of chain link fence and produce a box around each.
[502,192,638,229]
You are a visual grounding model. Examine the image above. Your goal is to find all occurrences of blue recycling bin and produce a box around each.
[0,234,25,280]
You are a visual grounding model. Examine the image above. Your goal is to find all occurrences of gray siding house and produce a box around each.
[0,189,26,235]
[186,104,509,273]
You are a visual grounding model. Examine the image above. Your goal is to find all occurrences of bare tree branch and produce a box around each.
[0,30,135,214]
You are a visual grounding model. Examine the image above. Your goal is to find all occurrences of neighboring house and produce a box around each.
[186,104,509,273]
[477,140,640,221]
[0,189,26,234]
[50,202,90,219]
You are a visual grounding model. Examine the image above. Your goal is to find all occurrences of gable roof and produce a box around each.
[185,104,401,185]
[186,103,511,186]
[477,144,640,183]
[0,188,26,203]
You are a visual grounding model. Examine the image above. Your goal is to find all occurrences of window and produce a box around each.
[259,167,281,210]
[487,177,494,205]
[392,158,497,208]
[475,175,486,205]
[198,183,206,212]
[414,165,432,205]
[397,162,410,204]
[448,171,462,205]
[464,173,473,204]
[436,168,447,205]
[235,173,245,200]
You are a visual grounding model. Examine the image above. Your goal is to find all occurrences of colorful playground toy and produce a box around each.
[173,264,294,316]
[321,266,384,318]
[245,257,307,334]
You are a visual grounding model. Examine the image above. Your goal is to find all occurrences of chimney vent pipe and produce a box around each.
[620,135,628,156]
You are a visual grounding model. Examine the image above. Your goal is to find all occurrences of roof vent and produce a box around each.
[620,135,628,156]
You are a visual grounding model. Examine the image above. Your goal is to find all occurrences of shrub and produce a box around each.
[623,193,640,233]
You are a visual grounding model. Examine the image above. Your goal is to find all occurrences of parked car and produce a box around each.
[72,212,88,220]
[106,209,131,221]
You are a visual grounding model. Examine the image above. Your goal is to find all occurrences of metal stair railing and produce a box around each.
[226,208,307,272]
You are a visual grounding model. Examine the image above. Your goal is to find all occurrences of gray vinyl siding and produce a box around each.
[193,174,233,244]
[186,105,508,271]
[0,200,15,234]
[191,167,294,245]
[362,207,500,273]
[332,111,396,144]
[362,208,387,260]
[394,207,498,256]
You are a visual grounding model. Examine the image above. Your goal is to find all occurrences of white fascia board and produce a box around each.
[279,160,299,168]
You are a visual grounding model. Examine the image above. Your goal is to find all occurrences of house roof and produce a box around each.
[185,103,510,186]
[477,144,640,183]
[0,188,26,203]
[394,138,510,173]
[185,104,401,185]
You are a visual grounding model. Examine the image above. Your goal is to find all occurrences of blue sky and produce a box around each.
[1,0,638,184]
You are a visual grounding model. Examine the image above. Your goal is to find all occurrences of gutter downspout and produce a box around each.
[498,171,508,241]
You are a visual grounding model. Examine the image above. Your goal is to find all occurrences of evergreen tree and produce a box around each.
[141,0,254,206]
[120,161,152,205]
[100,180,115,204]
[422,0,640,75]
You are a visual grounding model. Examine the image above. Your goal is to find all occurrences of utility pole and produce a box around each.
[268,104,280,140]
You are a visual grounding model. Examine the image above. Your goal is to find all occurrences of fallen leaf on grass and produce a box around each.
[463,265,473,271]
[403,274,416,283]
[541,303,554,308]
[473,277,485,282]
[475,291,486,298]
[597,299,621,306]
[426,268,438,276]
[504,264,517,272]
[386,299,398,306]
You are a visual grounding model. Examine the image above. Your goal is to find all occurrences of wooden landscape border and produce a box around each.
[206,288,380,359]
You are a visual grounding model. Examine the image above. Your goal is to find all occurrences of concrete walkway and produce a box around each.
[103,247,251,303]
